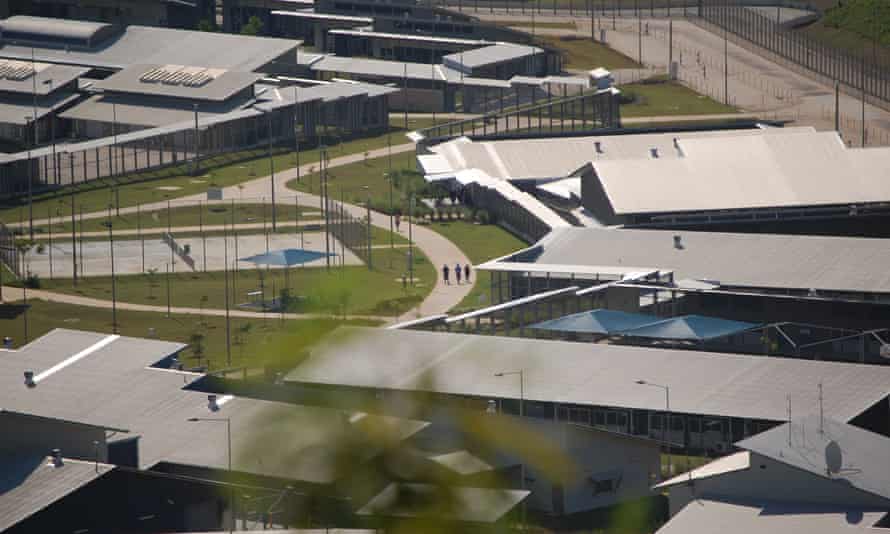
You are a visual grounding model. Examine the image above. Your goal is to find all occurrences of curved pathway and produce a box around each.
[8,142,474,323]
[6,286,387,322]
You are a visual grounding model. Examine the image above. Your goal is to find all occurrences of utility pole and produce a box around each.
[724,26,729,105]
[294,85,300,184]
[322,146,331,271]
[267,110,277,231]
[105,214,118,334]
[70,186,77,284]
[223,217,232,366]
[363,185,372,270]
[834,80,840,133]
[408,194,414,285]
[192,103,200,176]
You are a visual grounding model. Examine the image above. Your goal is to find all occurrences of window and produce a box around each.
[606,412,617,425]
[594,411,605,425]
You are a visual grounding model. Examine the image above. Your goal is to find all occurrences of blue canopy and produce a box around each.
[240,248,335,267]
[530,309,661,335]
[621,315,760,341]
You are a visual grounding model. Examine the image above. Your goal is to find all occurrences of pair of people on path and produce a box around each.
[442,263,470,285]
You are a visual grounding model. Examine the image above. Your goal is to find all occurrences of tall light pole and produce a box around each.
[103,216,117,334]
[24,115,33,240]
[385,172,393,268]
[266,110,277,230]
[362,185,372,270]
[495,369,525,529]
[188,416,233,532]
[494,370,524,417]
[636,379,670,479]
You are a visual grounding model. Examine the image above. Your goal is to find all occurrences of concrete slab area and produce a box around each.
[25,232,362,278]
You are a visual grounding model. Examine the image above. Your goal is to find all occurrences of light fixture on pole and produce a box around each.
[494,369,525,529]
[187,416,233,533]
[636,379,671,479]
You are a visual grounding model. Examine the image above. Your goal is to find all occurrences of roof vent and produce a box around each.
[51,448,63,467]
[24,370,35,388]
[486,399,498,414]
[207,394,219,412]
[673,234,683,249]
[650,147,659,158]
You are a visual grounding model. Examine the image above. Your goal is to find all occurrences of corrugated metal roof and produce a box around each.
[287,326,890,423]
[0,91,79,125]
[656,498,887,534]
[0,24,299,71]
[594,131,890,215]
[0,329,430,484]
[357,483,528,522]
[91,65,263,102]
[736,415,890,502]
[516,226,890,295]
[428,127,814,182]
[443,43,541,71]
[310,55,443,81]
[0,62,88,95]
[60,93,247,128]
[0,16,113,42]
[0,455,113,532]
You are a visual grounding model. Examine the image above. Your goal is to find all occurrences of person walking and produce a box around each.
[454,263,462,284]
[464,263,470,283]
[395,214,401,232]
[442,264,450,285]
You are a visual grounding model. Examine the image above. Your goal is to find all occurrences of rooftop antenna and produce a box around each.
[818,382,824,435]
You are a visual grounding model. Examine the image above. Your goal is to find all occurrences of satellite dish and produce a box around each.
[825,440,843,475]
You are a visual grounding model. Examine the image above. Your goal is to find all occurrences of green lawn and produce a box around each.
[0,299,378,371]
[26,202,320,236]
[426,221,528,313]
[0,118,419,224]
[38,247,434,318]
[287,151,433,216]
[537,35,641,70]
[619,79,737,118]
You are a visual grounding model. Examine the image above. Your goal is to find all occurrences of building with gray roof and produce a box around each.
[654,415,890,533]
[0,17,301,73]
[287,326,890,452]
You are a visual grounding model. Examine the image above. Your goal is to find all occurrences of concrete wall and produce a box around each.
[667,452,890,517]
[0,412,108,462]
[389,87,445,113]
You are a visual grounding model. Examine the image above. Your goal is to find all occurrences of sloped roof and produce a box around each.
[530,309,659,335]
[0,455,113,532]
[656,498,887,534]
[736,415,890,503]
[287,326,890,423]
[622,315,760,341]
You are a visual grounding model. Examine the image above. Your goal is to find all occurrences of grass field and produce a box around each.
[0,117,421,224]
[0,298,378,371]
[37,246,435,317]
[619,79,737,118]
[427,221,528,313]
[25,202,320,236]
[537,35,641,70]
[287,151,433,215]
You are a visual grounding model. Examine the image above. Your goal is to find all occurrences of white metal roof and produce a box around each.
[0,16,113,43]
[443,43,542,72]
[654,451,751,489]
[594,130,890,215]
[511,226,890,295]
[656,498,888,534]
[271,9,372,23]
[287,327,890,423]
[428,127,813,182]
[328,28,488,46]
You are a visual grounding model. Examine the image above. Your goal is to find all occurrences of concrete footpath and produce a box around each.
[10,141,474,323]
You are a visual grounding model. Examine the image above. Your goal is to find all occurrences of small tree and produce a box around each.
[240,15,264,36]
[189,331,206,367]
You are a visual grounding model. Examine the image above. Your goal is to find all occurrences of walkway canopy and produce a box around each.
[530,309,657,335]
[530,309,760,341]
[622,315,760,341]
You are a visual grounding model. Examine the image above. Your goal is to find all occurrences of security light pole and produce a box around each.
[103,216,118,334]
[636,379,670,478]
[267,110,277,230]
[495,369,525,529]
[363,185,372,270]
[188,417,233,533]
